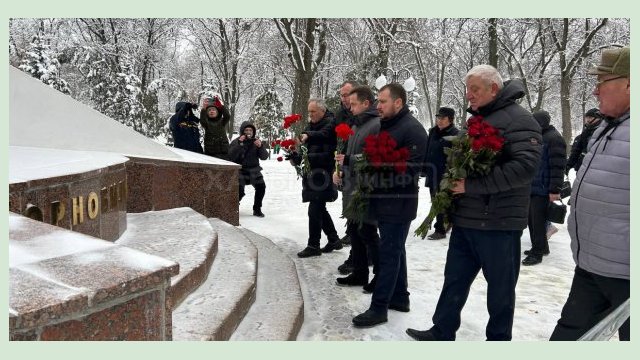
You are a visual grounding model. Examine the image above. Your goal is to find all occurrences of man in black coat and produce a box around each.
[424,107,460,240]
[351,83,428,328]
[170,101,203,154]
[229,121,269,217]
[522,110,567,266]
[293,99,343,258]
[565,108,603,174]
[407,65,542,341]
[334,80,359,126]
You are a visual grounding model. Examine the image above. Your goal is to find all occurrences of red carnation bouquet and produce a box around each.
[414,115,504,239]
[344,131,410,226]
[274,113,310,178]
[283,114,302,129]
[334,123,354,173]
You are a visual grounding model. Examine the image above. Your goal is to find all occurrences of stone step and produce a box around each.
[115,208,218,309]
[172,218,257,340]
[230,228,304,341]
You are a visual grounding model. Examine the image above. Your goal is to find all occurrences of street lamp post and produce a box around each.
[375,67,416,92]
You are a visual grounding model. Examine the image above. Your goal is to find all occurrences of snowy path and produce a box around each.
[238,158,576,340]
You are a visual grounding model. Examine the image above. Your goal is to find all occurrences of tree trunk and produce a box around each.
[488,18,498,67]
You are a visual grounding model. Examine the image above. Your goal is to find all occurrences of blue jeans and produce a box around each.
[369,221,411,313]
[430,226,522,340]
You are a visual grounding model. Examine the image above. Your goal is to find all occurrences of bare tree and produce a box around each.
[274,18,327,132]
[547,18,608,148]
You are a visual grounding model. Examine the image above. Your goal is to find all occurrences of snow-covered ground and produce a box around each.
[238,157,581,341]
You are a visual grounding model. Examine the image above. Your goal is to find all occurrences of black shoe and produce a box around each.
[427,231,446,240]
[389,302,410,312]
[352,309,387,328]
[297,246,321,258]
[524,249,550,256]
[321,241,343,253]
[338,259,354,275]
[336,274,368,286]
[253,208,265,217]
[362,276,377,293]
[340,234,351,246]
[406,328,437,341]
[522,254,543,266]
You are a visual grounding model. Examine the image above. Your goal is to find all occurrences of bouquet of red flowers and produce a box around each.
[283,114,302,129]
[414,115,504,239]
[344,131,410,226]
[273,114,310,178]
[334,123,354,173]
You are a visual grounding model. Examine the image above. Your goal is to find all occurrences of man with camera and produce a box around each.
[169,101,203,154]
[229,121,268,217]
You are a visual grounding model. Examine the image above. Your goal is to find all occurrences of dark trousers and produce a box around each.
[430,226,522,340]
[429,187,446,233]
[239,171,265,210]
[528,195,549,255]
[550,266,630,341]
[347,221,379,279]
[307,200,339,249]
[369,221,411,314]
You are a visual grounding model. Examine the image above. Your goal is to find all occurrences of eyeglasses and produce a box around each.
[595,76,626,89]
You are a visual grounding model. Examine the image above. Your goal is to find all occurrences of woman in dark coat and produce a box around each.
[199,96,231,160]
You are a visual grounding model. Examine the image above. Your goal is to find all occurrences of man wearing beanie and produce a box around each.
[200,95,231,160]
[551,46,630,341]
[565,108,604,174]
[423,106,459,240]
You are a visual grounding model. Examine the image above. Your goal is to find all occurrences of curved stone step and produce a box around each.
[172,218,257,340]
[115,208,218,309]
[230,228,304,341]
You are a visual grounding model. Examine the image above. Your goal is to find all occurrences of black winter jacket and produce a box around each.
[452,79,542,231]
[170,102,203,153]
[229,121,268,174]
[530,111,567,196]
[566,119,603,173]
[369,106,428,224]
[334,102,357,127]
[424,123,460,192]
[293,112,339,203]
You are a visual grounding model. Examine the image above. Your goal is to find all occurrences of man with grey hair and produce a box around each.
[292,98,343,258]
[550,46,630,341]
[407,64,542,340]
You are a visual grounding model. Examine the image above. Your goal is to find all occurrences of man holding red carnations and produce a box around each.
[292,98,343,258]
[407,65,542,341]
[351,83,428,328]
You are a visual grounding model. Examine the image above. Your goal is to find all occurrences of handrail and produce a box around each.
[578,298,630,341]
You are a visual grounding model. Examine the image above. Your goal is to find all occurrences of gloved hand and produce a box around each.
[213,96,223,108]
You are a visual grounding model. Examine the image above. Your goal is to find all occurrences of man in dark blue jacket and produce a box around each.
[352,83,428,327]
[522,110,566,266]
[407,65,541,341]
[229,121,269,217]
[170,101,203,153]
[424,107,460,240]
